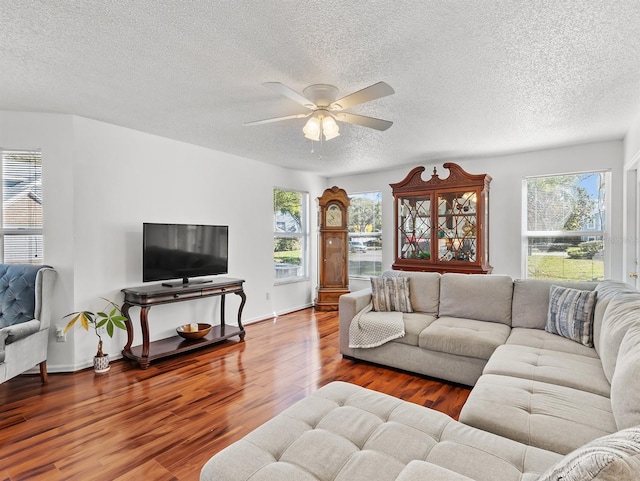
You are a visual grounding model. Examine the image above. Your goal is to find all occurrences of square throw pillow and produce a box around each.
[546,285,597,347]
[538,425,640,481]
[370,277,413,313]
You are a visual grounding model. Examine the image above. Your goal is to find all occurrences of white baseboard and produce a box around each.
[43,305,315,373]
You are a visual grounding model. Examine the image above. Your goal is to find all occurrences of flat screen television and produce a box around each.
[143,223,229,287]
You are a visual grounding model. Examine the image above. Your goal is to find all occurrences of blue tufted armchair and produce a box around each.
[0,264,57,384]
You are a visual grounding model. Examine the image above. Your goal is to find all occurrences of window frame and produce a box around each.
[273,187,309,285]
[0,149,44,265]
[521,169,610,280]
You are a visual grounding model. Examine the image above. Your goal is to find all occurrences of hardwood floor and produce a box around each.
[0,308,471,481]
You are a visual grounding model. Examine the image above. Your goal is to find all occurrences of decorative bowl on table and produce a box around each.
[176,323,212,340]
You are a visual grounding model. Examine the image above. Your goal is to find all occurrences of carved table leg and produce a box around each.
[139,306,151,369]
[236,290,246,341]
[220,294,226,336]
[121,302,134,358]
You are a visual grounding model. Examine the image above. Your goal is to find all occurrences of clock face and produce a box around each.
[326,204,342,227]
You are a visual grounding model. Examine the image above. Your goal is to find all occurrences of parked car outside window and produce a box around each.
[349,241,367,253]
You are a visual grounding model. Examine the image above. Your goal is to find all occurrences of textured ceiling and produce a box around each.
[2,1,640,176]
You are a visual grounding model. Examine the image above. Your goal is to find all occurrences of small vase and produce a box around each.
[93,353,111,374]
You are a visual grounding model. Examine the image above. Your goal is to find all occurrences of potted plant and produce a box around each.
[64,298,127,374]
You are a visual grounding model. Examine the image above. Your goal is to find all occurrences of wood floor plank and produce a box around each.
[0,308,470,480]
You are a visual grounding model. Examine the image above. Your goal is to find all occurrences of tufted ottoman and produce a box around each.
[200,381,561,481]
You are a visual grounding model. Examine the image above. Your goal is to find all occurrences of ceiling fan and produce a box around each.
[244,81,394,141]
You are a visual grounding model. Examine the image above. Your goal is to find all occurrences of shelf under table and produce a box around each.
[123,324,243,364]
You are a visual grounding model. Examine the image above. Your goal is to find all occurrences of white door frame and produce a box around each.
[623,151,640,287]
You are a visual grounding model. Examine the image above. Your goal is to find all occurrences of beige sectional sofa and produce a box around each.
[340,271,600,386]
[201,272,640,480]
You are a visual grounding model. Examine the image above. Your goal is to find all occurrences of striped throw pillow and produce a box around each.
[546,285,597,347]
[370,277,413,313]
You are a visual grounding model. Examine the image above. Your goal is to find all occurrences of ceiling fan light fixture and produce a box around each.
[249,81,394,142]
[303,116,321,141]
[322,115,340,140]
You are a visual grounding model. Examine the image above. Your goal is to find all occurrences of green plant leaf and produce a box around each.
[106,321,114,338]
[97,311,108,318]
[112,319,127,330]
[96,319,108,328]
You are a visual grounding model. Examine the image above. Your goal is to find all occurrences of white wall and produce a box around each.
[3,109,626,370]
[624,113,640,164]
[330,141,625,284]
[0,111,76,369]
[1,111,325,371]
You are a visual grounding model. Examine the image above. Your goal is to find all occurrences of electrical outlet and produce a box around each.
[55,325,66,342]
[266,291,271,300]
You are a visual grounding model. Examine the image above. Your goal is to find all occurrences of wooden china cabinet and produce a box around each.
[391,163,492,274]
[315,186,350,311]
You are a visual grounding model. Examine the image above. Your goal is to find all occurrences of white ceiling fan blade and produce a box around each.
[335,112,393,131]
[244,113,310,126]
[263,82,316,109]
[330,82,394,110]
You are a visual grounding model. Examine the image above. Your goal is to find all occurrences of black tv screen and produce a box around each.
[143,223,228,285]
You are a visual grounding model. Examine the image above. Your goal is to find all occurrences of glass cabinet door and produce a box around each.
[397,195,432,261]
[437,191,477,263]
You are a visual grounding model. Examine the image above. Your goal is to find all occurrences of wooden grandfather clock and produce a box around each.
[315,186,350,311]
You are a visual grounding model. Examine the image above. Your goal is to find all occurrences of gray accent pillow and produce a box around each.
[546,285,597,347]
[370,277,413,313]
[538,426,640,481]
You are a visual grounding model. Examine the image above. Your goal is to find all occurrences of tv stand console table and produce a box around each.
[121,277,246,369]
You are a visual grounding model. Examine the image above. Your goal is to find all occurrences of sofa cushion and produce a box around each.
[200,381,562,481]
[599,292,640,382]
[419,317,511,360]
[538,425,640,481]
[398,271,440,315]
[392,312,437,346]
[593,280,638,356]
[506,328,599,358]
[483,344,610,397]
[545,285,597,347]
[511,279,597,330]
[610,326,640,430]
[439,273,513,325]
[371,277,413,312]
[459,374,617,455]
[0,264,45,328]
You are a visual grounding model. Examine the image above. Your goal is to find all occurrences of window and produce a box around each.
[0,150,43,264]
[273,188,308,283]
[348,191,382,278]
[524,171,608,281]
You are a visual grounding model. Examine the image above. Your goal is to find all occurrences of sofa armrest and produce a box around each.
[34,267,57,331]
[2,319,41,344]
[0,319,41,362]
[0,328,8,363]
[338,288,372,355]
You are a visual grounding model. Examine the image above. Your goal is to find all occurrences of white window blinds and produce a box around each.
[1,150,43,264]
